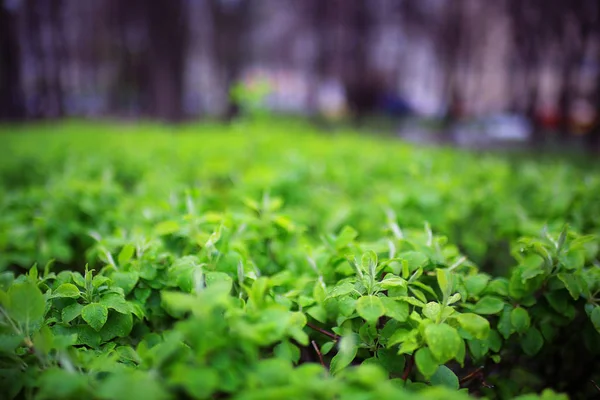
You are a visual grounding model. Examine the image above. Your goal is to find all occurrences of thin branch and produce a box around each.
[459,367,484,385]
[460,367,494,389]
[307,322,339,341]
[311,340,326,368]
[402,354,414,380]
[591,380,600,393]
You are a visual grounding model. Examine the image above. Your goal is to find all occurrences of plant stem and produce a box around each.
[307,322,339,341]
[402,354,414,380]
[311,340,326,368]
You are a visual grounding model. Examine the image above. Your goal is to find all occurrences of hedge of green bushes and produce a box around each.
[0,120,598,400]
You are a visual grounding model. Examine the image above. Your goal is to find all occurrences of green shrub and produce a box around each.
[0,120,597,399]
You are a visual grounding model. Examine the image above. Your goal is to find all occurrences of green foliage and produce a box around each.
[0,120,598,399]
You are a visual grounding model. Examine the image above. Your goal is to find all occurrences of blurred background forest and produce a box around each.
[1,0,600,151]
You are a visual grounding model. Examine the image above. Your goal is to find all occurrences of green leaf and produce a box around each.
[456,313,490,340]
[436,269,453,300]
[118,244,135,266]
[313,281,326,304]
[430,365,460,389]
[0,333,24,352]
[521,327,543,356]
[380,297,409,322]
[51,283,80,299]
[37,367,88,400]
[379,275,408,290]
[274,341,301,363]
[111,271,139,295]
[92,275,111,288]
[415,347,438,379]
[447,293,461,305]
[463,274,490,298]
[398,251,428,272]
[306,305,327,323]
[62,303,84,323]
[7,281,46,331]
[497,306,514,339]
[205,272,233,292]
[169,364,220,399]
[81,303,108,331]
[468,338,489,360]
[100,312,133,342]
[520,254,545,282]
[361,250,378,278]
[330,334,357,375]
[74,325,102,347]
[328,282,356,298]
[557,273,581,300]
[399,296,425,307]
[423,302,441,321]
[487,330,502,352]
[510,307,530,334]
[559,248,585,270]
[424,323,462,363]
[98,370,170,400]
[100,293,132,314]
[387,329,416,347]
[472,296,505,315]
[356,296,385,324]
[335,226,358,248]
[155,220,180,236]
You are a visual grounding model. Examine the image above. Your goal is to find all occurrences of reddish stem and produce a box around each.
[307,322,339,341]
[311,340,326,368]
[402,354,414,380]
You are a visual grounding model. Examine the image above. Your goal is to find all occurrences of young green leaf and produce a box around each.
[436,268,453,301]
[455,313,490,340]
[330,334,357,375]
[356,295,385,324]
[51,283,81,299]
[423,302,441,321]
[423,323,462,364]
[361,250,378,278]
[118,244,135,266]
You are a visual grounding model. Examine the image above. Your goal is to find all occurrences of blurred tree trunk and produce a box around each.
[342,0,377,123]
[586,4,600,152]
[108,0,150,117]
[144,0,189,122]
[48,0,65,117]
[307,0,329,117]
[525,85,544,147]
[590,82,600,153]
[0,0,25,120]
[21,0,65,118]
[208,0,250,121]
[438,0,466,142]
